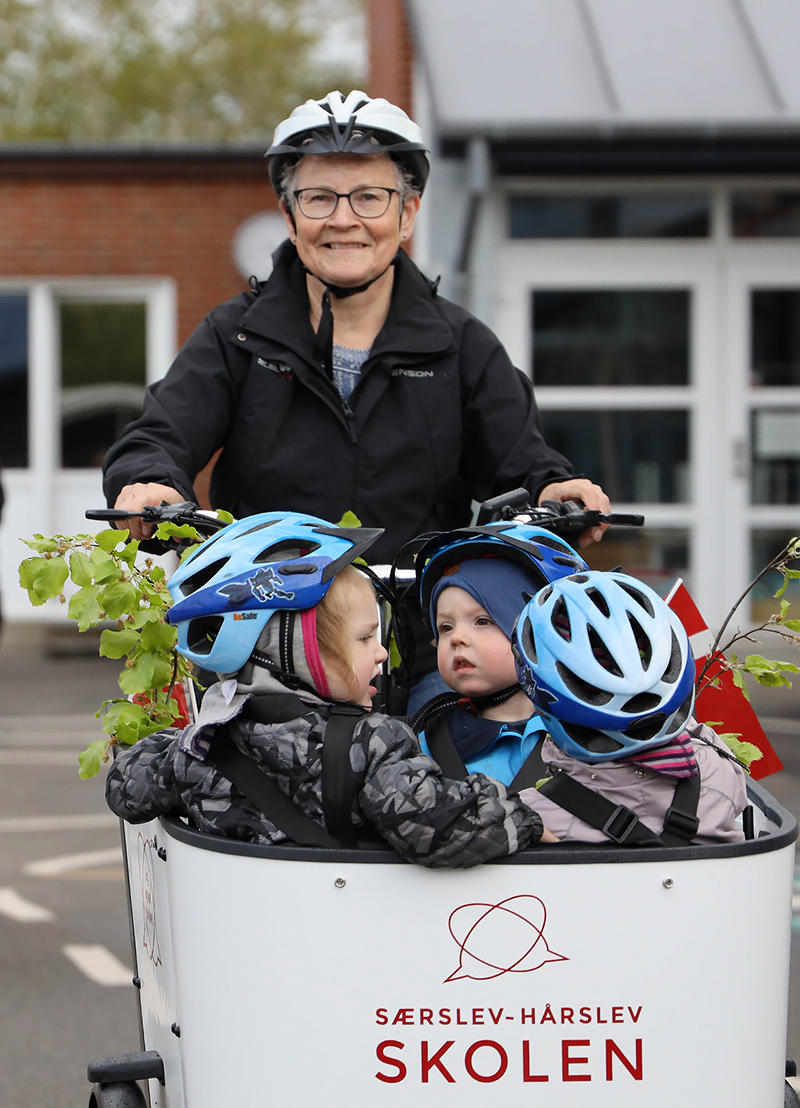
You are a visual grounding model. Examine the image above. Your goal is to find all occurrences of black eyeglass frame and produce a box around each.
[292,186,401,219]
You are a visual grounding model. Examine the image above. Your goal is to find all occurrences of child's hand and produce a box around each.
[539,827,560,843]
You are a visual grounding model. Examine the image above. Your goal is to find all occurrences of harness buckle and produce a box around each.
[601,804,638,843]
[663,804,700,841]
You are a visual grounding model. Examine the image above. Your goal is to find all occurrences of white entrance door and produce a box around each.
[496,240,735,626]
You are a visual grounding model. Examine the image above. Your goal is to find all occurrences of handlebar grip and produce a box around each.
[85,509,141,521]
[602,513,645,527]
[476,487,530,525]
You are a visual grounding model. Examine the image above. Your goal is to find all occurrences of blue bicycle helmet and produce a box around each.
[511,570,695,763]
[416,522,589,633]
[167,512,383,674]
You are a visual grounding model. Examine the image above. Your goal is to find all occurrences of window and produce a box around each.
[751,530,800,622]
[751,290,800,387]
[542,410,689,504]
[583,529,691,597]
[532,289,690,386]
[0,293,29,466]
[60,300,147,468]
[510,194,710,239]
[750,409,800,505]
[732,192,800,237]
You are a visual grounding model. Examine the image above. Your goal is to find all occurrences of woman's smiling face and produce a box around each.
[282,153,419,290]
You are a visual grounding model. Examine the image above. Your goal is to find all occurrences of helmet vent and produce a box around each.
[587,625,623,676]
[570,574,590,583]
[624,714,667,742]
[519,616,537,665]
[561,722,623,755]
[186,616,224,655]
[551,596,571,641]
[621,693,662,713]
[179,558,230,597]
[586,587,610,617]
[553,554,584,568]
[538,585,553,606]
[239,519,280,538]
[254,540,320,564]
[628,613,653,669]
[661,629,683,684]
[536,536,573,553]
[555,661,613,705]
[665,692,693,735]
[618,581,655,617]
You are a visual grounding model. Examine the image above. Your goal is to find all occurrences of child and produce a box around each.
[413,524,588,787]
[511,570,748,845]
[105,511,556,865]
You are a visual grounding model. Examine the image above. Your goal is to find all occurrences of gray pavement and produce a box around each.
[1,620,800,1104]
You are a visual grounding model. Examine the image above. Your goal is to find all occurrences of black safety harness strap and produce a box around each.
[424,713,470,780]
[320,704,366,849]
[206,704,367,849]
[423,711,547,794]
[536,771,701,847]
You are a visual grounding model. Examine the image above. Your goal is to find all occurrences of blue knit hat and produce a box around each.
[430,558,540,641]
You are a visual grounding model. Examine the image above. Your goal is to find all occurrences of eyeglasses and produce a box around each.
[292,186,399,219]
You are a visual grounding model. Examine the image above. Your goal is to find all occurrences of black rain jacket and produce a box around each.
[103,241,573,564]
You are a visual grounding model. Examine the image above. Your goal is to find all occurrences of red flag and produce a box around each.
[666,580,782,779]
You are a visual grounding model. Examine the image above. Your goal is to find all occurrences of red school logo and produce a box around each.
[445,894,567,982]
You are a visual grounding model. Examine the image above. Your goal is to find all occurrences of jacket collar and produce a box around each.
[238,240,457,361]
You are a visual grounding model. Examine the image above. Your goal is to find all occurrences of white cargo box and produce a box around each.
[122,779,795,1108]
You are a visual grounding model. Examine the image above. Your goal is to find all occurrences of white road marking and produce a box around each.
[24,848,122,877]
[0,888,55,922]
[63,944,132,987]
[0,814,118,833]
[0,751,81,766]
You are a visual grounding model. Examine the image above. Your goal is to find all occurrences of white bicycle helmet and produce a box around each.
[265,90,430,196]
[512,570,696,763]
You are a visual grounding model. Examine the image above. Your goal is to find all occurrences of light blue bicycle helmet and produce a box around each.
[167,512,382,674]
[416,522,589,632]
[511,570,695,763]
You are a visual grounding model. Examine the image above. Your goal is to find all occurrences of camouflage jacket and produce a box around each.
[105,698,544,868]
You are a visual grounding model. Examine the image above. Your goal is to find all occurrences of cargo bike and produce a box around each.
[83,498,799,1108]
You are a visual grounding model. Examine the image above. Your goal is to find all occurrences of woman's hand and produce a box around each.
[540,827,560,843]
[113,483,184,540]
[537,478,611,547]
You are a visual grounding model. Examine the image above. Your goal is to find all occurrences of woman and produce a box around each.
[103,90,608,560]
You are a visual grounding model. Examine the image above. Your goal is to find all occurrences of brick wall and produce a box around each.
[368,0,414,115]
[0,154,279,345]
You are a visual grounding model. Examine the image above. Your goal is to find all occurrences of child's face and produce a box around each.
[435,586,518,699]
[325,580,388,708]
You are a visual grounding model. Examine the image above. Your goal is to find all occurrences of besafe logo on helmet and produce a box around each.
[217,567,295,607]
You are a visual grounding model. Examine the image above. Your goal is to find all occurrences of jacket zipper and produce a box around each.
[342,400,358,444]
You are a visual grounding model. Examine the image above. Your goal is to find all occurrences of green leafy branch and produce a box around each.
[696,537,800,702]
[19,523,202,778]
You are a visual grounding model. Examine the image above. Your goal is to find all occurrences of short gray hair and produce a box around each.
[280,154,419,213]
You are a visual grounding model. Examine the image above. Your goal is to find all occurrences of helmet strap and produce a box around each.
[459,683,523,715]
[308,257,397,380]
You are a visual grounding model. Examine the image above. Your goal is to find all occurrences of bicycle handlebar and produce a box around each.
[85,501,227,543]
[475,488,644,531]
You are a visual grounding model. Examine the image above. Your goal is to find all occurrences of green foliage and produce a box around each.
[19,529,194,777]
[0,0,364,143]
[698,537,800,736]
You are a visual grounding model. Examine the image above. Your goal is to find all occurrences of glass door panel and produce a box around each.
[542,409,689,503]
[59,300,146,468]
[0,293,29,466]
[531,289,690,386]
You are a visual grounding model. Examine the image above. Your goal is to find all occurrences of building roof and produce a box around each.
[407,0,800,138]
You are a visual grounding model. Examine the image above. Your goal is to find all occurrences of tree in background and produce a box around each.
[0,0,364,142]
